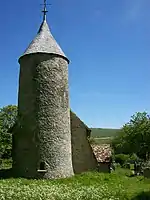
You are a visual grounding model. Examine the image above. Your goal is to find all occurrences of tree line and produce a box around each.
[112,112,150,162]
[0,105,17,159]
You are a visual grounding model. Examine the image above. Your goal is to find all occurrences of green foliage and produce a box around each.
[114,153,141,167]
[0,105,17,159]
[0,159,12,170]
[112,112,150,161]
[142,160,150,170]
[115,154,130,166]
[91,128,120,138]
[129,153,141,163]
[88,137,96,144]
[114,163,121,168]
[0,171,150,199]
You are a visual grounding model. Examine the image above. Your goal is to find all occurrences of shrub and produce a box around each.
[123,163,130,169]
[129,153,141,163]
[114,163,121,168]
[142,160,150,170]
[0,159,12,170]
[115,154,130,167]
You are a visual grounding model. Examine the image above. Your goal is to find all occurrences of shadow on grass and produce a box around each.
[0,169,39,179]
[131,191,150,200]
[0,168,48,180]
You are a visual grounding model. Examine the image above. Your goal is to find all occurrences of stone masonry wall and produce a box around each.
[70,112,97,174]
[12,53,74,179]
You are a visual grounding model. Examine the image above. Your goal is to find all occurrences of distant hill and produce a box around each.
[91,128,120,138]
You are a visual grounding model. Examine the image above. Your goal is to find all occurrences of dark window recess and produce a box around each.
[40,162,45,170]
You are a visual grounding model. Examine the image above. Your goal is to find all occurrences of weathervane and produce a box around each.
[41,0,51,21]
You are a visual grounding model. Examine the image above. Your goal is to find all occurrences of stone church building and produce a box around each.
[11,6,98,179]
[11,110,98,176]
[70,111,97,174]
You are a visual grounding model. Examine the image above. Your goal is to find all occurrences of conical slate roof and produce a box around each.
[19,19,69,63]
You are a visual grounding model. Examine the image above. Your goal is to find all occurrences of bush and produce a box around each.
[115,154,130,167]
[129,153,141,163]
[114,163,121,168]
[142,160,150,170]
[123,163,130,169]
[115,153,142,168]
[0,159,12,170]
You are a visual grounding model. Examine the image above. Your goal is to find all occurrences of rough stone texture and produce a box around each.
[12,53,74,179]
[70,112,97,174]
[12,110,97,177]
[19,20,69,63]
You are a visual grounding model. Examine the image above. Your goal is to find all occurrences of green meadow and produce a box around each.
[0,169,150,200]
[91,128,120,138]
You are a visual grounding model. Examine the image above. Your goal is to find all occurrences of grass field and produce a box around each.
[90,128,120,144]
[92,137,113,144]
[91,128,120,138]
[0,168,150,200]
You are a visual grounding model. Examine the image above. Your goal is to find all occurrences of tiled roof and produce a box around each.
[91,144,112,163]
[19,19,69,63]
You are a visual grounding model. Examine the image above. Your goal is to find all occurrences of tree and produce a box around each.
[112,112,150,161]
[0,105,17,159]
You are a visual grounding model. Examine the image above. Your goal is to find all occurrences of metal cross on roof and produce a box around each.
[42,0,51,21]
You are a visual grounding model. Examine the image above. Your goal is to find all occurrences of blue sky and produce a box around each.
[0,0,150,128]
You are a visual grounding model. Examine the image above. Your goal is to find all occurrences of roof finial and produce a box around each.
[42,0,51,21]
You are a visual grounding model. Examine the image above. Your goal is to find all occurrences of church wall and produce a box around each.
[70,112,97,174]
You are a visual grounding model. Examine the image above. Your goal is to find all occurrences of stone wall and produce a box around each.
[70,112,97,174]
[12,53,74,179]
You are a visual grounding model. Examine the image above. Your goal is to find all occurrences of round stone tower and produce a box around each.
[12,13,74,179]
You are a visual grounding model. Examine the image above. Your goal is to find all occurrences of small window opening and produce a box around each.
[40,162,45,170]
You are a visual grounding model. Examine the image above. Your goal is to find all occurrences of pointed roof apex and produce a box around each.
[19,19,69,63]
[42,0,49,21]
